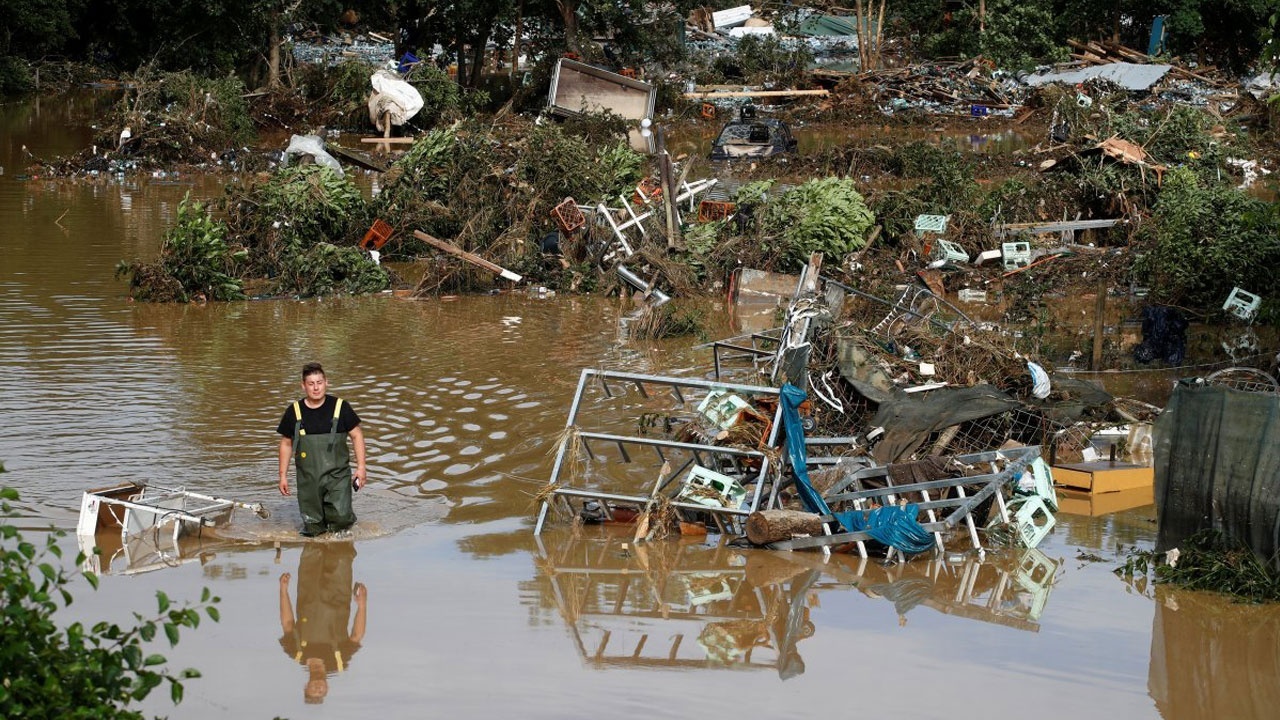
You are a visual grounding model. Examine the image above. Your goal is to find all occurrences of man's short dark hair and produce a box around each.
[302,362,326,380]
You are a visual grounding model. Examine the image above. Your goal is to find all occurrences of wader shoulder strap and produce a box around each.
[292,401,304,446]
[328,398,344,450]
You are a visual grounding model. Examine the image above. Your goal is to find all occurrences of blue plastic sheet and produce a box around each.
[833,504,937,555]
[780,383,935,555]
[780,383,831,516]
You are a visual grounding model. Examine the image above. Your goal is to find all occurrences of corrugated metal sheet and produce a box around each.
[1025,62,1172,91]
[798,14,859,37]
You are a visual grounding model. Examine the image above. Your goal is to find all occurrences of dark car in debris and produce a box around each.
[709,115,798,161]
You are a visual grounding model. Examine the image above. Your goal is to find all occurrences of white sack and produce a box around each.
[368,69,424,130]
[283,134,344,176]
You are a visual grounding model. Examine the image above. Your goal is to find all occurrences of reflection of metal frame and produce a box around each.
[77,527,214,576]
[529,532,1057,678]
[534,534,783,670]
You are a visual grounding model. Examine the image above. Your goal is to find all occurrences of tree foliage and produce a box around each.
[0,480,220,719]
[1134,167,1280,312]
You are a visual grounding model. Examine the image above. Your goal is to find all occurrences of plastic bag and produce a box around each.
[282,134,344,176]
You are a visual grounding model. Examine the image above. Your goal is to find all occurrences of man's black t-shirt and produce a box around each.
[277,395,361,438]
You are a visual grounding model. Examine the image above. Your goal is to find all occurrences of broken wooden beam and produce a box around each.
[412,230,523,282]
[683,89,830,99]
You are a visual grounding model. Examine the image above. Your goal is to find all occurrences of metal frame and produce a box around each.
[768,446,1042,559]
[533,370,787,535]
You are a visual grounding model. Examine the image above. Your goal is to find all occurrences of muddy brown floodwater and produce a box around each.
[2,93,1277,720]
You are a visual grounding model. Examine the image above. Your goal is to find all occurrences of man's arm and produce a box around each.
[349,582,367,643]
[349,425,367,489]
[279,573,295,633]
[278,436,292,496]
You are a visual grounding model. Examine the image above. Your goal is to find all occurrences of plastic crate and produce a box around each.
[1002,241,1031,270]
[677,465,748,510]
[1223,286,1261,322]
[914,214,950,236]
[359,219,395,251]
[931,239,969,264]
[697,200,736,223]
[550,197,586,233]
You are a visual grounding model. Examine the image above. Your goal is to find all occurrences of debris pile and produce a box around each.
[533,254,1156,561]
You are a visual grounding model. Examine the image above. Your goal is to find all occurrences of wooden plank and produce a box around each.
[412,230,523,282]
[683,89,830,99]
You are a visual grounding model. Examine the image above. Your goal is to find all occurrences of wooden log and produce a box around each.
[745,509,825,545]
[412,230,523,282]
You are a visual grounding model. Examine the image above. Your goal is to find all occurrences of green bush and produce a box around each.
[0,481,219,718]
[763,177,876,269]
[1134,167,1280,312]
[0,56,34,96]
[117,194,245,302]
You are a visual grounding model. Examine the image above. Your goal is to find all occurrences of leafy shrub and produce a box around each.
[0,56,33,96]
[0,482,219,718]
[1133,167,1280,312]
[762,177,876,269]
[117,194,245,302]
[225,165,367,271]
[712,35,814,87]
[280,243,390,297]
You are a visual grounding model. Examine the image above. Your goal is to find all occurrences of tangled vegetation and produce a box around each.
[1118,530,1280,603]
[106,69,255,164]
[0,480,220,717]
[121,167,388,301]
[762,177,876,270]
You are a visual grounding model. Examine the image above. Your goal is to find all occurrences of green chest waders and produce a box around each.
[293,400,356,536]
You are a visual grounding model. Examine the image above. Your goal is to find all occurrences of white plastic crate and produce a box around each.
[1002,241,1031,270]
[1223,286,1261,322]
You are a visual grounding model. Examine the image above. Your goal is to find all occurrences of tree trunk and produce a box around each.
[469,31,488,88]
[267,10,282,89]
[557,0,579,53]
[854,0,866,71]
[746,510,826,545]
[510,0,524,86]
[456,42,468,87]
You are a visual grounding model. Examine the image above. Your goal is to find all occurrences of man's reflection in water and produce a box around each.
[278,542,367,704]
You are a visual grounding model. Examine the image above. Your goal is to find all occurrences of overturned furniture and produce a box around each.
[77,482,267,547]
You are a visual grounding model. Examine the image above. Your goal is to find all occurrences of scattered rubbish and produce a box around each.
[957,288,988,303]
[532,256,1144,562]
[1222,286,1261,322]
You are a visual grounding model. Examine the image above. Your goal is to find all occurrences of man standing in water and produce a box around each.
[277,362,367,537]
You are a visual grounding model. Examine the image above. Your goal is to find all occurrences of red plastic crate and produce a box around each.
[550,197,586,233]
[360,219,395,250]
[697,200,736,223]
